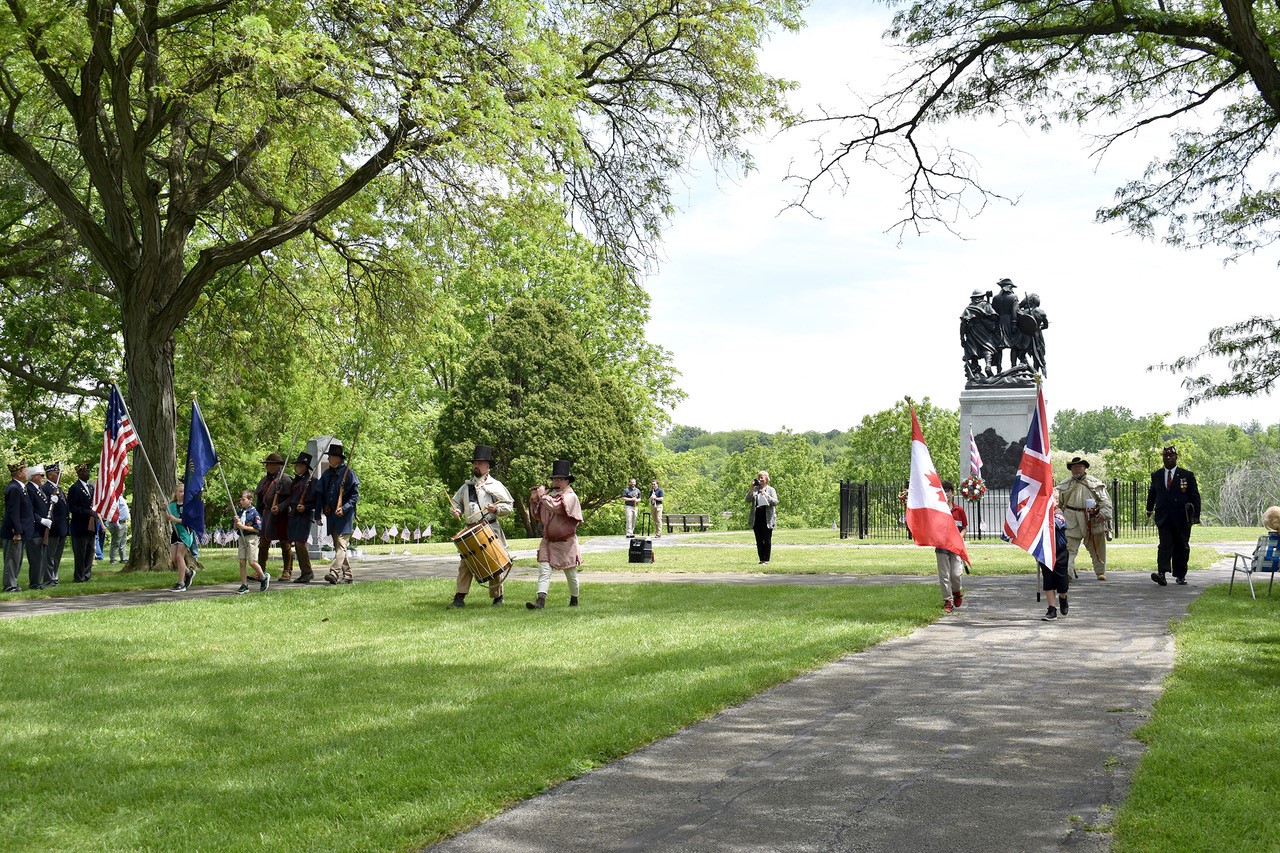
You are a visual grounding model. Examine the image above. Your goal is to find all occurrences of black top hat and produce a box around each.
[326,440,346,460]
[549,459,574,483]
[293,451,313,469]
[471,445,495,463]
[1066,456,1090,469]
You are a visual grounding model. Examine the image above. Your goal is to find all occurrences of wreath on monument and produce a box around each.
[959,476,987,502]
[897,487,909,505]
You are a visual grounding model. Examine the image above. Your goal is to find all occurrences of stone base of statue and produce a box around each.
[959,384,1039,490]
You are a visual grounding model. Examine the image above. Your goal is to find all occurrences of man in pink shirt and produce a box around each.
[527,459,583,609]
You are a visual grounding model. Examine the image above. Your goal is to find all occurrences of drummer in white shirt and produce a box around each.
[448,444,514,608]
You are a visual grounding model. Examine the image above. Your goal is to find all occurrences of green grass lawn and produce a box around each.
[547,543,1224,576]
[0,580,937,851]
[1113,587,1280,852]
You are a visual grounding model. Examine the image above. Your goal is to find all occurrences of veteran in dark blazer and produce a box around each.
[1146,446,1201,586]
[42,462,69,586]
[67,462,97,583]
[25,465,52,589]
[3,461,34,592]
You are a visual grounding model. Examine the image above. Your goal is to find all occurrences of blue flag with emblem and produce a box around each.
[182,400,218,537]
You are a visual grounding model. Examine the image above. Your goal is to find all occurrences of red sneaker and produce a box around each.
[943,600,955,613]
[953,591,963,608]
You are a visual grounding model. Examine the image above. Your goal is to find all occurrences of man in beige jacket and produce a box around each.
[1054,456,1113,580]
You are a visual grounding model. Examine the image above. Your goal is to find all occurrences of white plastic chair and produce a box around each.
[1230,533,1280,599]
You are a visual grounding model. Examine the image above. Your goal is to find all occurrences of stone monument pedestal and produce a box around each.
[959,385,1038,490]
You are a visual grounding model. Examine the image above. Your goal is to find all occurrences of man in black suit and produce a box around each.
[68,462,97,583]
[1146,446,1201,586]
[42,462,68,586]
[25,465,52,589]
[2,461,34,592]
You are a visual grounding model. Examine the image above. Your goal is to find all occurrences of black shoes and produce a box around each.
[569,596,579,607]
[1175,578,1188,585]
[259,573,271,592]
[293,573,314,584]
[526,593,546,610]
[1151,572,1167,586]
[448,594,466,608]
[1042,606,1058,621]
[1059,597,1068,616]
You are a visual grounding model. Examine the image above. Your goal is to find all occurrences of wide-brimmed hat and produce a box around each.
[262,452,286,465]
[326,440,346,460]
[292,452,313,469]
[998,277,1016,289]
[1066,456,1090,469]
[471,444,495,463]
[549,459,574,483]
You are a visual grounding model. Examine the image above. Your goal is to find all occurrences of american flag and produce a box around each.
[1004,386,1057,568]
[92,385,139,522]
[968,427,983,478]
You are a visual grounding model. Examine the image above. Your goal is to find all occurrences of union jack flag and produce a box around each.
[92,385,139,522]
[1004,386,1057,568]
[968,427,984,478]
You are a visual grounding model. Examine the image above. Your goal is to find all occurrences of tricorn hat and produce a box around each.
[998,277,1016,288]
[262,452,286,465]
[471,444,495,463]
[292,451,313,469]
[326,440,346,460]
[1067,456,1090,469]
[549,459,574,483]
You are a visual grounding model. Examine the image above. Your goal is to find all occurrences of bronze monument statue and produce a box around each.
[960,280,1047,386]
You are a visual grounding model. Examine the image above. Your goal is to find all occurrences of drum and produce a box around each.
[452,522,512,585]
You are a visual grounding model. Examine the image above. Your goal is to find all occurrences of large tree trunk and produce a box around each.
[121,310,179,572]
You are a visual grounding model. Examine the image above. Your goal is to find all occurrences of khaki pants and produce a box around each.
[935,549,964,601]
[326,532,352,582]
[625,504,637,537]
[456,562,503,598]
[1066,533,1106,577]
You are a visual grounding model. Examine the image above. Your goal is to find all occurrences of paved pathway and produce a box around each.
[428,562,1235,853]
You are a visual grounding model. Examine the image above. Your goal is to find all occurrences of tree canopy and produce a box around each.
[0,0,799,566]
[432,297,648,535]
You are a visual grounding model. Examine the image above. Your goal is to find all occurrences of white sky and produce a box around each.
[645,0,1273,434]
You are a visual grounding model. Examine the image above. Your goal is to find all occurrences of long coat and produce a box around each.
[316,464,359,535]
[286,472,320,541]
[67,478,96,536]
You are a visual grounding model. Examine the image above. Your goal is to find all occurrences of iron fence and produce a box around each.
[839,479,1156,540]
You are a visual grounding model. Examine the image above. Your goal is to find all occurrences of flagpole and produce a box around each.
[110,381,173,513]
[192,393,240,524]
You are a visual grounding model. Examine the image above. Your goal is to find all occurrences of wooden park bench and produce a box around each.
[661,513,712,533]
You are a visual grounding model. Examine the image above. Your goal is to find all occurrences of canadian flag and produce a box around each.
[907,407,970,565]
